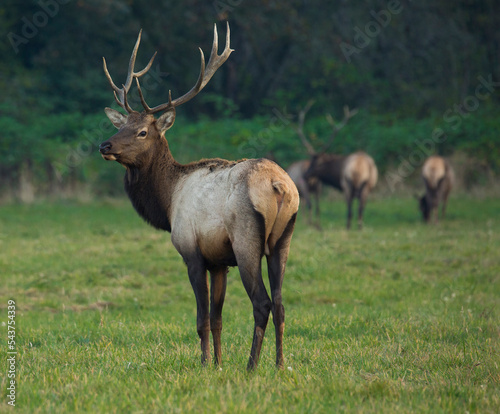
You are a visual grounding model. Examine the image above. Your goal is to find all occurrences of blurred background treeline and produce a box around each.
[0,0,499,202]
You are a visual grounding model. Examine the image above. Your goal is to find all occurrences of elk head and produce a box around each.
[99,24,233,168]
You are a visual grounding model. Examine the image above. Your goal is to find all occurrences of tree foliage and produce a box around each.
[0,0,499,199]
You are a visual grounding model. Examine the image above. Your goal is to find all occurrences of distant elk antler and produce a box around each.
[294,99,316,155]
[293,103,377,230]
[289,100,320,226]
[321,105,359,153]
[294,102,358,155]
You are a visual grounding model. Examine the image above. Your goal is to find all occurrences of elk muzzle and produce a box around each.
[99,141,118,161]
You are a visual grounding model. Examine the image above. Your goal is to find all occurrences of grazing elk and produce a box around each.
[418,156,454,223]
[286,159,321,226]
[98,24,299,370]
[295,102,378,229]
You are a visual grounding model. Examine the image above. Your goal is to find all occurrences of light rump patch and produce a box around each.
[419,156,454,224]
[422,155,447,189]
[343,152,378,189]
[247,159,299,255]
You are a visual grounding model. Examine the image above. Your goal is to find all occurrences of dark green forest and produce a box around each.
[1,0,499,201]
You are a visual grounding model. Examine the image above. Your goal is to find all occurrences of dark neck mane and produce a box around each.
[317,154,345,191]
[124,141,178,232]
[123,139,242,232]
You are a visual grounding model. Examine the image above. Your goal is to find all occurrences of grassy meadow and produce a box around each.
[0,196,499,413]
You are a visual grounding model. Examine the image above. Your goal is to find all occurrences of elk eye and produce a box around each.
[138,131,147,138]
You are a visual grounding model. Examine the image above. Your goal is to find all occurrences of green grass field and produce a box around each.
[1,197,499,413]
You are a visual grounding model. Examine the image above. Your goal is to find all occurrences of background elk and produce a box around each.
[418,155,454,223]
[98,24,299,370]
[286,159,321,226]
[295,101,378,229]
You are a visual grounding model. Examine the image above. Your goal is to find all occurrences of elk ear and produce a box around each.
[157,108,176,134]
[105,108,128,129]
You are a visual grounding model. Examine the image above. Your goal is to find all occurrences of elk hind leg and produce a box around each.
[267,214,296,368]
[209,266,228,366]
[357,183,369,230]
[233,241,272,370]
[440,189,450,220]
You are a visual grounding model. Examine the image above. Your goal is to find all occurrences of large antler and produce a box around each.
[320,105,358,153]
[294,100,316,155]
[135,22,233,114]
[103,30,157,113]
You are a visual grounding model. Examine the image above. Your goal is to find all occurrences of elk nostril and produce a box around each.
[99,142,112,154]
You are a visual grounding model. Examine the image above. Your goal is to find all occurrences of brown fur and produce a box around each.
[99,25,299,369]
[286,160,321,226]
[304,151,378,229]
[100,110,299,370]
[419,156,454,223]
[248,161,299,255]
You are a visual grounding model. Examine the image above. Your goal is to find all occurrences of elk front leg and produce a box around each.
[210,267,228,366]
[186,257,211,365]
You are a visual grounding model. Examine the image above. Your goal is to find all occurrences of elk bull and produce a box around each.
[98,24,299,370]
[419,156,454,223]
[294,101,378,229]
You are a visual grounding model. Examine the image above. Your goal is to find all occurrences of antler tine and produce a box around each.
[320,105,358,153]
[127,30,157,85]
[112,90,126,111]
[122,84,133,113]
[102,29,157,113]
[136,77,174,113]
[103,58,121,95]
[343,105,359,120]
[295,100,316,155]
[135,77,151,112]
[141,22,233,115]
[200,21,233,90]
